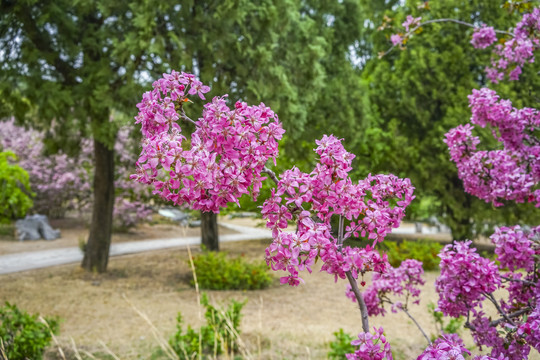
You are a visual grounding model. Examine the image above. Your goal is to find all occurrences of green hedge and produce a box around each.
[191,251,273,290]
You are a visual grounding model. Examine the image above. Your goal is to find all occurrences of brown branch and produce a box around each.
[401,307,431,345]
[345,271,370,333]
[381,18,514,58]
[262,166,280,185]
[482,292,516,327]
[179,108,197,126]
[501,276,536,286]
[490,307,532,327]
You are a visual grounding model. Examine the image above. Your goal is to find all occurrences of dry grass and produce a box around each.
[0,237,538,359]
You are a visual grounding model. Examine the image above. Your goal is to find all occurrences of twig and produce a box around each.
[381,18,514,58]
[180,108,198,126]
[490,307,532,327]
[262,166,280,185]
[81,350,98,360]
[464,310,477,332]
[216,306,253,360]
[401,308,432,345]
[482,292,516,327]
[186,245,203,360]
[345,271,370,333]
[501,276,536,286]
[0,338,7,360]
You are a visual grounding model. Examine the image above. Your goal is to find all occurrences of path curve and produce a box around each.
[0,223,272,275]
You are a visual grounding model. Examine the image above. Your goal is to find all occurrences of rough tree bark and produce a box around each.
[201,211,219,251]
[82,138,115,272]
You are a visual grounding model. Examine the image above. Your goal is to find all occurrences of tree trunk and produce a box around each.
[82,138,115,272]
[201,211,219,251]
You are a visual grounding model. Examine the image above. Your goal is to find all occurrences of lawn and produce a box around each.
[0,237,485,360]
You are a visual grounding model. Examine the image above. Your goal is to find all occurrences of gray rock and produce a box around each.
[15,214,61,241]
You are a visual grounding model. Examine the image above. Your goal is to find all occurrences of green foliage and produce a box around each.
[192,251,273,290]
[0,151,33,223]
[355,0,540,240]
[327,328,355,359]
[427,302,465,340]
[0,302,59,360]
[169,294,245,359]
[383,240,443,271]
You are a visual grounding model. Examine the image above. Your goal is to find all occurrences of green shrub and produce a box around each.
[383,240,443,271]
[191,251,273,290]
[0,302,59,360]
[0,151,34,224]
[327,328,355,359]
[169,293,245,359]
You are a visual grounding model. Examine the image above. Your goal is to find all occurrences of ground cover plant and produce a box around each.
[169,293,245,359]
[0,302,59,360]
[132,5,540,359]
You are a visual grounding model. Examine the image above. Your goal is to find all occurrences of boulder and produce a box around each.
[15,214,61,241]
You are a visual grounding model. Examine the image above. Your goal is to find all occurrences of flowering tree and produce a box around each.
[133,7,540,360]
[363,5,540,360]
[0,119,152,229]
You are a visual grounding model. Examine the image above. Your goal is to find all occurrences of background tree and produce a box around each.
[165,0,367,250]
[354,0,540,239]
[0,0,190,272]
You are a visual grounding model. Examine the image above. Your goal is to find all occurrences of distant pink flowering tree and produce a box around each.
[0,119,152,228]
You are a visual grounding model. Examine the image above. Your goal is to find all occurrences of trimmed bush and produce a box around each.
[191,251,273,290]
[383,240,443,271]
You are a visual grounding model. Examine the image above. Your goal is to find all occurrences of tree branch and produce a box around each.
[490,307,532,327]
[482,292,516,327]
[381,18,514,58]
[345,271,370,333]
[401,307,431,345]
[501,276,536,286]
[262,166,280,185]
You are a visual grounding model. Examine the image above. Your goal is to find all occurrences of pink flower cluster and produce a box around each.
[490,225,539,272]
[132,71,285,213]
[346,327,393,360]
[435,241,500,318]
[518,285,540,351]
[470,25,497,50]
[485,8,539,82]
[262,135,415,285]
[444,88,540,207]
[353,259,425,316]
[418,334,471,360]
[403,15,421,32]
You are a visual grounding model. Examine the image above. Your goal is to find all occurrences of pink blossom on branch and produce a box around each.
[471,25,497,49]
[132,71,285,213]
[262,134,415,285]
[444,88,540,207]
[352,259,425,316]
[346,327,393,360]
